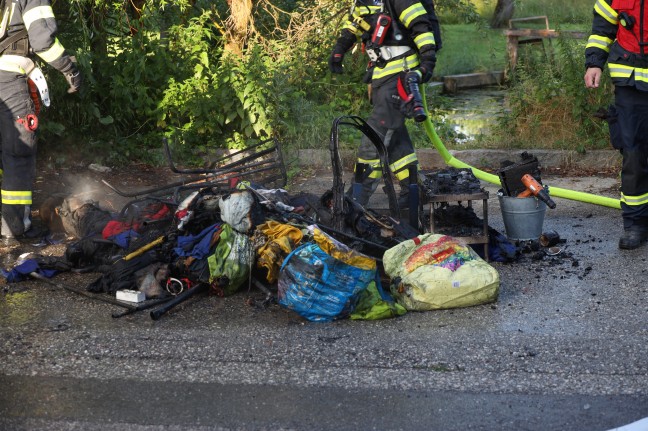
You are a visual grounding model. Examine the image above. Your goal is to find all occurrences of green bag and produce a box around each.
[207,224,252,296]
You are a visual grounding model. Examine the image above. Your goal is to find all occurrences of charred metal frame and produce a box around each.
[329,116,400,231]
[102,137,288,199]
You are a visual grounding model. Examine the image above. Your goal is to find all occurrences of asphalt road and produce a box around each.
[1,172,647,431]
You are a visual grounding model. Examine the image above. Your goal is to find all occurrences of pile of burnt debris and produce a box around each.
[420,167,488,240]
[0,135,580,320]
[0,137,425,320]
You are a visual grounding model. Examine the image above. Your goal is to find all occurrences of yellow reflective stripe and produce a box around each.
[621,191,648,205]
[351,5,381,16]
[36,38,65,62]
[609,63,633,78]
[357,157,381,166]
[356,158,383,179]
[390,153,418,173]
[1,189,32,205]
[0,58,25,73]
[607,63,648,81]
[594,0,618,25]
[393,168,409,181]
[22,5,55,30]
[586,35,612,52]
[414,32,435,49]
[400,4,426,28]
[367,169,383,179]
[372,54,419,80]
[635,68,648,82]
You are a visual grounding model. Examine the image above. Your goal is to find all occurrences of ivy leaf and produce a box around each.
[99,116,114,125]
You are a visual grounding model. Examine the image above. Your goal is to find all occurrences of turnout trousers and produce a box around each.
[353,78,419,205]
[615,85,648,229]
[0,70,37,238]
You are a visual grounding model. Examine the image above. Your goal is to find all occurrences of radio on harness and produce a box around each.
[371,14,391,46]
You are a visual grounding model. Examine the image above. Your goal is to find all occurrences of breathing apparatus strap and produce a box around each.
[0,28,27,55]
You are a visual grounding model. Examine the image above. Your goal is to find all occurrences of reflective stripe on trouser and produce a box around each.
[348,78,420,205]
[352,125,419,206]
[0,70,37,237]
[615,85,648,229]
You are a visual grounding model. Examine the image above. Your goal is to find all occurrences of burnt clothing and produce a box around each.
[331,0,439,205]
[586,0,648,228]
[0,0,77,238]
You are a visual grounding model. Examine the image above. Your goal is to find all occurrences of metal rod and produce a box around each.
[111,296,175,318]
[29,272,137,310]
[149,282,209,320]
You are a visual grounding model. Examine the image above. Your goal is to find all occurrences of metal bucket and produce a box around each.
[498,194,546,241]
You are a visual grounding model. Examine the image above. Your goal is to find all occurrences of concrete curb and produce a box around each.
[296,148,622,172]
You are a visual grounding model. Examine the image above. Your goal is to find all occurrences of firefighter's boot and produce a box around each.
[619,226,648,250]
[398,179,411,209]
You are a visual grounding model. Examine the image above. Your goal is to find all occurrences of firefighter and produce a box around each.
[329,0,441,207]
[585,0,648,249]
[0,0,82,248]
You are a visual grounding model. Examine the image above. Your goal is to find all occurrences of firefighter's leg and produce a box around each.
[615,86,648,249]
[348,130,392,206]
[386,125,420,208]
[0,74,37,239]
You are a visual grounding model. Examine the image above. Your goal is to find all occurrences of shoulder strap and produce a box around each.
[0,28,27,54]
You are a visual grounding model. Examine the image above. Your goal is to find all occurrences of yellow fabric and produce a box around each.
[256,221,304,283]
[313,227,376,270]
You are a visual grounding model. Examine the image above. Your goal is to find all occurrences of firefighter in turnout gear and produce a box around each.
[585,0,648,249]
[0,0,82,247]
[329,0,441,207]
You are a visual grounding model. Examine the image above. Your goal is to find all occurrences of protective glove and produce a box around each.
[61,59,82,93]
[329,48,345,74]
[64,67,82,93]
[419,61,435,84]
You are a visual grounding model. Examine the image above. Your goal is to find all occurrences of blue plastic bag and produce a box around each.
[278,232,376,322]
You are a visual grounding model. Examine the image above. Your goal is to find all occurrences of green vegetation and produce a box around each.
[35,0,612,168]
[435,24,507,76]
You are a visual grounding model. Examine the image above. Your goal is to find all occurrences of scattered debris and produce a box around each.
[88,163,112,173]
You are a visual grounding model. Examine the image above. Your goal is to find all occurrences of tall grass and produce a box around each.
[514,0,593,25]
[487,37,615,151]
[435,24,507,75]
[439,0,594,26]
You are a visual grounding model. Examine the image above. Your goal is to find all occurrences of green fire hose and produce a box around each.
[420,92,621,209]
